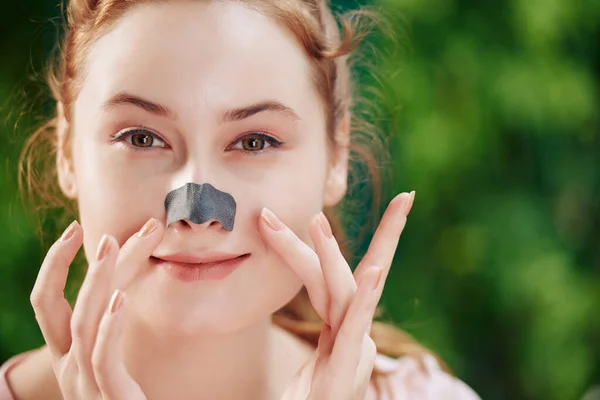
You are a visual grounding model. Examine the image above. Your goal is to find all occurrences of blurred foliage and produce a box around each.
[0,0,599,399]
[359,0,600,399]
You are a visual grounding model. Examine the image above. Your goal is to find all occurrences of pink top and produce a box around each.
[0,348,480,400]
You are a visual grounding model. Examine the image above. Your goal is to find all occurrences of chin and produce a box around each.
[125,258,304,336]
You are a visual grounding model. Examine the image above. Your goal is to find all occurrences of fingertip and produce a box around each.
[360,266,382,290]
[310,212,322,229]
[41,221,84,280]
[145,217,165,236]
[59,220,81,242]
[51,221,84,256]
[96,234,118,261]
[406,191,416,214]
[107,289,125,315]
[317,212,333,238]
[373,266,384,287]
[121,218,164,254]
[260,207,285,231]
[92,292,128,387]
[355,267,383,307]
[107,233,120,249]
[387,192,410,216]
[137,218,158,238]
[156,218,165,233]
[307,213,323,242]
[96,290,127,355]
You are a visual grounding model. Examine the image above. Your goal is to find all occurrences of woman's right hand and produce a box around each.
[30,218,163,400]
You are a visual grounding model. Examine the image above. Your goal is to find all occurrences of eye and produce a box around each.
[230,133,283,153]
[111,128,168,149]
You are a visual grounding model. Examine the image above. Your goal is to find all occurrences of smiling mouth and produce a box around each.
[150,253,250,267]
[149,253,250,281]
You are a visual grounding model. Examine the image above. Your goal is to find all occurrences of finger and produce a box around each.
[281,351,319,400]
[112,218,164,290]
[354,335,377,400]
[70,234,119,394]
[316,323,335,355]
[309,212,356,335]
[93,290,146,400]
[354,191,414,295]
[55,351,80,395]
[328,266,382,392]
[258,208,329,322]
[30,220,82,362]
[70,218,162,394]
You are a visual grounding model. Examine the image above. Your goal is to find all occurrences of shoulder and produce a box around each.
[367,353,481,400]
[0,346,62,400]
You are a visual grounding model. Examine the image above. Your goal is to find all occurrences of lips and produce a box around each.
[152,252,247,265]
[150,252,250,282]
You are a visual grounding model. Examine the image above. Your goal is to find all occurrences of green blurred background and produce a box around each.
[1,0,598,399]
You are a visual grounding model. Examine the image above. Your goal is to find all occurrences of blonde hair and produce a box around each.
[19,0,446,397]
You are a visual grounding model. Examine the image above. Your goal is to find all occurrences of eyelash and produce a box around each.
[109,128,284,154]
[228,132,284,154]
[110,128,168,152]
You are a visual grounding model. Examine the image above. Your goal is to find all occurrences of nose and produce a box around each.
[171,217,226,232]
[164,182,237,232]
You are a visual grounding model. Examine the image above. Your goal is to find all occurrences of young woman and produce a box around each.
[0,0,481,399]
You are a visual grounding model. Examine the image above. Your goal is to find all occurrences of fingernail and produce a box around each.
[96,234,111,261]
[60,220,79,241]
[138,218,157,237]
[369,266,383,290]
[261,208,284,231]
[318,212,333,238]
[107,289,124,315]
[405,191,416,214]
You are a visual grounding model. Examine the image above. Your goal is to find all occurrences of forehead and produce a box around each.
[79,1,318,118]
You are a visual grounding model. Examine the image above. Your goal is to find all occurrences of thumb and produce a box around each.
[281,351,319,400]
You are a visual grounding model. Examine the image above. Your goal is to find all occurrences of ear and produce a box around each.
[323,113,350,207]
[56,102,78,199]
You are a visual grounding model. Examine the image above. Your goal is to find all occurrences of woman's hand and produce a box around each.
[30,218,163,400]
[259,191,415,400]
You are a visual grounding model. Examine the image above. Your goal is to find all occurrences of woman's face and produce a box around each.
[58,1,347,334]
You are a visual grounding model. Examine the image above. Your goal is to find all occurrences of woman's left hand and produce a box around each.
[258,191,415,400]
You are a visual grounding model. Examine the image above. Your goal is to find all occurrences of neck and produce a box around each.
[121,316,311,400]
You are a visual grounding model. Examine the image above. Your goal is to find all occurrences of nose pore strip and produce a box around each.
[164,182,237,231]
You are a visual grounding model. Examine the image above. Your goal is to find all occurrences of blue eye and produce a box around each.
[111,128,168,149]
[231,133,283,152]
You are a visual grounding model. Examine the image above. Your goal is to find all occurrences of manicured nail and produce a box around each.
[261,208,284,231]
[107,289,124,315]
[60,220,79,241]
[137,218,157,237]
[405,191,416,214]
[318,212,333,238]
[367,266,383,290]
[96,234,111,261]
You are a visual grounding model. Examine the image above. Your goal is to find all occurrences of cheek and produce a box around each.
[72,142,168,260]
[250,145,330,244]
[270,172,328,244]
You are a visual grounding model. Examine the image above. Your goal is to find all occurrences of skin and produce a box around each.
[8,2,415,399]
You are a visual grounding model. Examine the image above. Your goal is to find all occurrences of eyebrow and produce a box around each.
[222,101,300,122]
[102,92,300,123]
[103,92,176,119]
